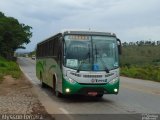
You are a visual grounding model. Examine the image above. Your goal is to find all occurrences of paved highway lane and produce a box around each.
[17,57,160,119]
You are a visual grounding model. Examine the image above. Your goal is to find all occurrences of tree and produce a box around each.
[0,11,32,60]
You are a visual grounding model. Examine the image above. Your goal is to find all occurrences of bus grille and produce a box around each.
[83,75,103,78]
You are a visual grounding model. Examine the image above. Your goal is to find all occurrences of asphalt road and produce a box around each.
[17,57,160,120]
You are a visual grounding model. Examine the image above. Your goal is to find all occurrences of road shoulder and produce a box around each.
[0,75,53,120]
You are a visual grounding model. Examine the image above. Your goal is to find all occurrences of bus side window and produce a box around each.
[53,37,61,63]
[53,38,58,57]
[58,37,63,68]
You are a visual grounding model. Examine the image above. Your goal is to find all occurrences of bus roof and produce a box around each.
[37,33,62,46]
[62,30,116,37]
[37,30,116,46]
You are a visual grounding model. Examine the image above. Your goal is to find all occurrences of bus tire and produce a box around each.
[53,75,56,94]
[53,75,63,97]
[96,94,104,98]
[55,91,63,98]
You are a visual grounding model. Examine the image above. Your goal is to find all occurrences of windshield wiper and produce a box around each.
[77,61,84,73]
[99,57,110,73]
[95,45,109,73]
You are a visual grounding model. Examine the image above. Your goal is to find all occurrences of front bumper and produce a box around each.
[62,78,120,95]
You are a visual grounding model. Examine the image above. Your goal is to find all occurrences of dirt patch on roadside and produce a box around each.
[0,75,30,96]
[0,75,53,120]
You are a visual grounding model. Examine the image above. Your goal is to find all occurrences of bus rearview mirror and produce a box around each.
[117,39,122,55]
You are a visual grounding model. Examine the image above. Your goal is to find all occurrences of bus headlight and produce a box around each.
[114,89,118,92]
[68,77,77,84]
[65,76,77,84]
[109,77,119,84]
[66,88,70,93]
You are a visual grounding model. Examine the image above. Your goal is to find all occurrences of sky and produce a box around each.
[0,0,160,52]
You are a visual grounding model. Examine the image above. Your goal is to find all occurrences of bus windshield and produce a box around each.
[64,35,119,71]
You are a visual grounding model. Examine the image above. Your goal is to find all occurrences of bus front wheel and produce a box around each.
[53,75,62,97]
[55,91,63,97]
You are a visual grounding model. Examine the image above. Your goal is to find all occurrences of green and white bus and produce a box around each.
[36,30,121,97]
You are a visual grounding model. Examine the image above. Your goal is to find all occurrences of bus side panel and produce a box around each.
[46,58,63,93]
[36,58,45,81]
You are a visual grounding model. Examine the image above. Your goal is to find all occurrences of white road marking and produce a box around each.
[59,108,74,120]
[19,63,40,85]
[59,107,69,114]
[19,65,33,81]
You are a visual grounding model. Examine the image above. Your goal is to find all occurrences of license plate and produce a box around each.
[88,92,98,96]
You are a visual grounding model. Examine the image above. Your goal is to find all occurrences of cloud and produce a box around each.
[0,0,160,51]
[124,26,160,41]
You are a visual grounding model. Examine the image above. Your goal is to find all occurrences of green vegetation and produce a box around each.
[120,41,160,82]
[28,51,36,57]
[0,57,21,82]
[121,65,160,82]
[0,11,32,60]
[0,11,31,81]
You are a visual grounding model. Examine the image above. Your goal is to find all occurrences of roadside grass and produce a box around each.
[0,56,21,83]
[121,65,160,82]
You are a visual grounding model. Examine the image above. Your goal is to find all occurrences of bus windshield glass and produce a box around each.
[64,35,119,71]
